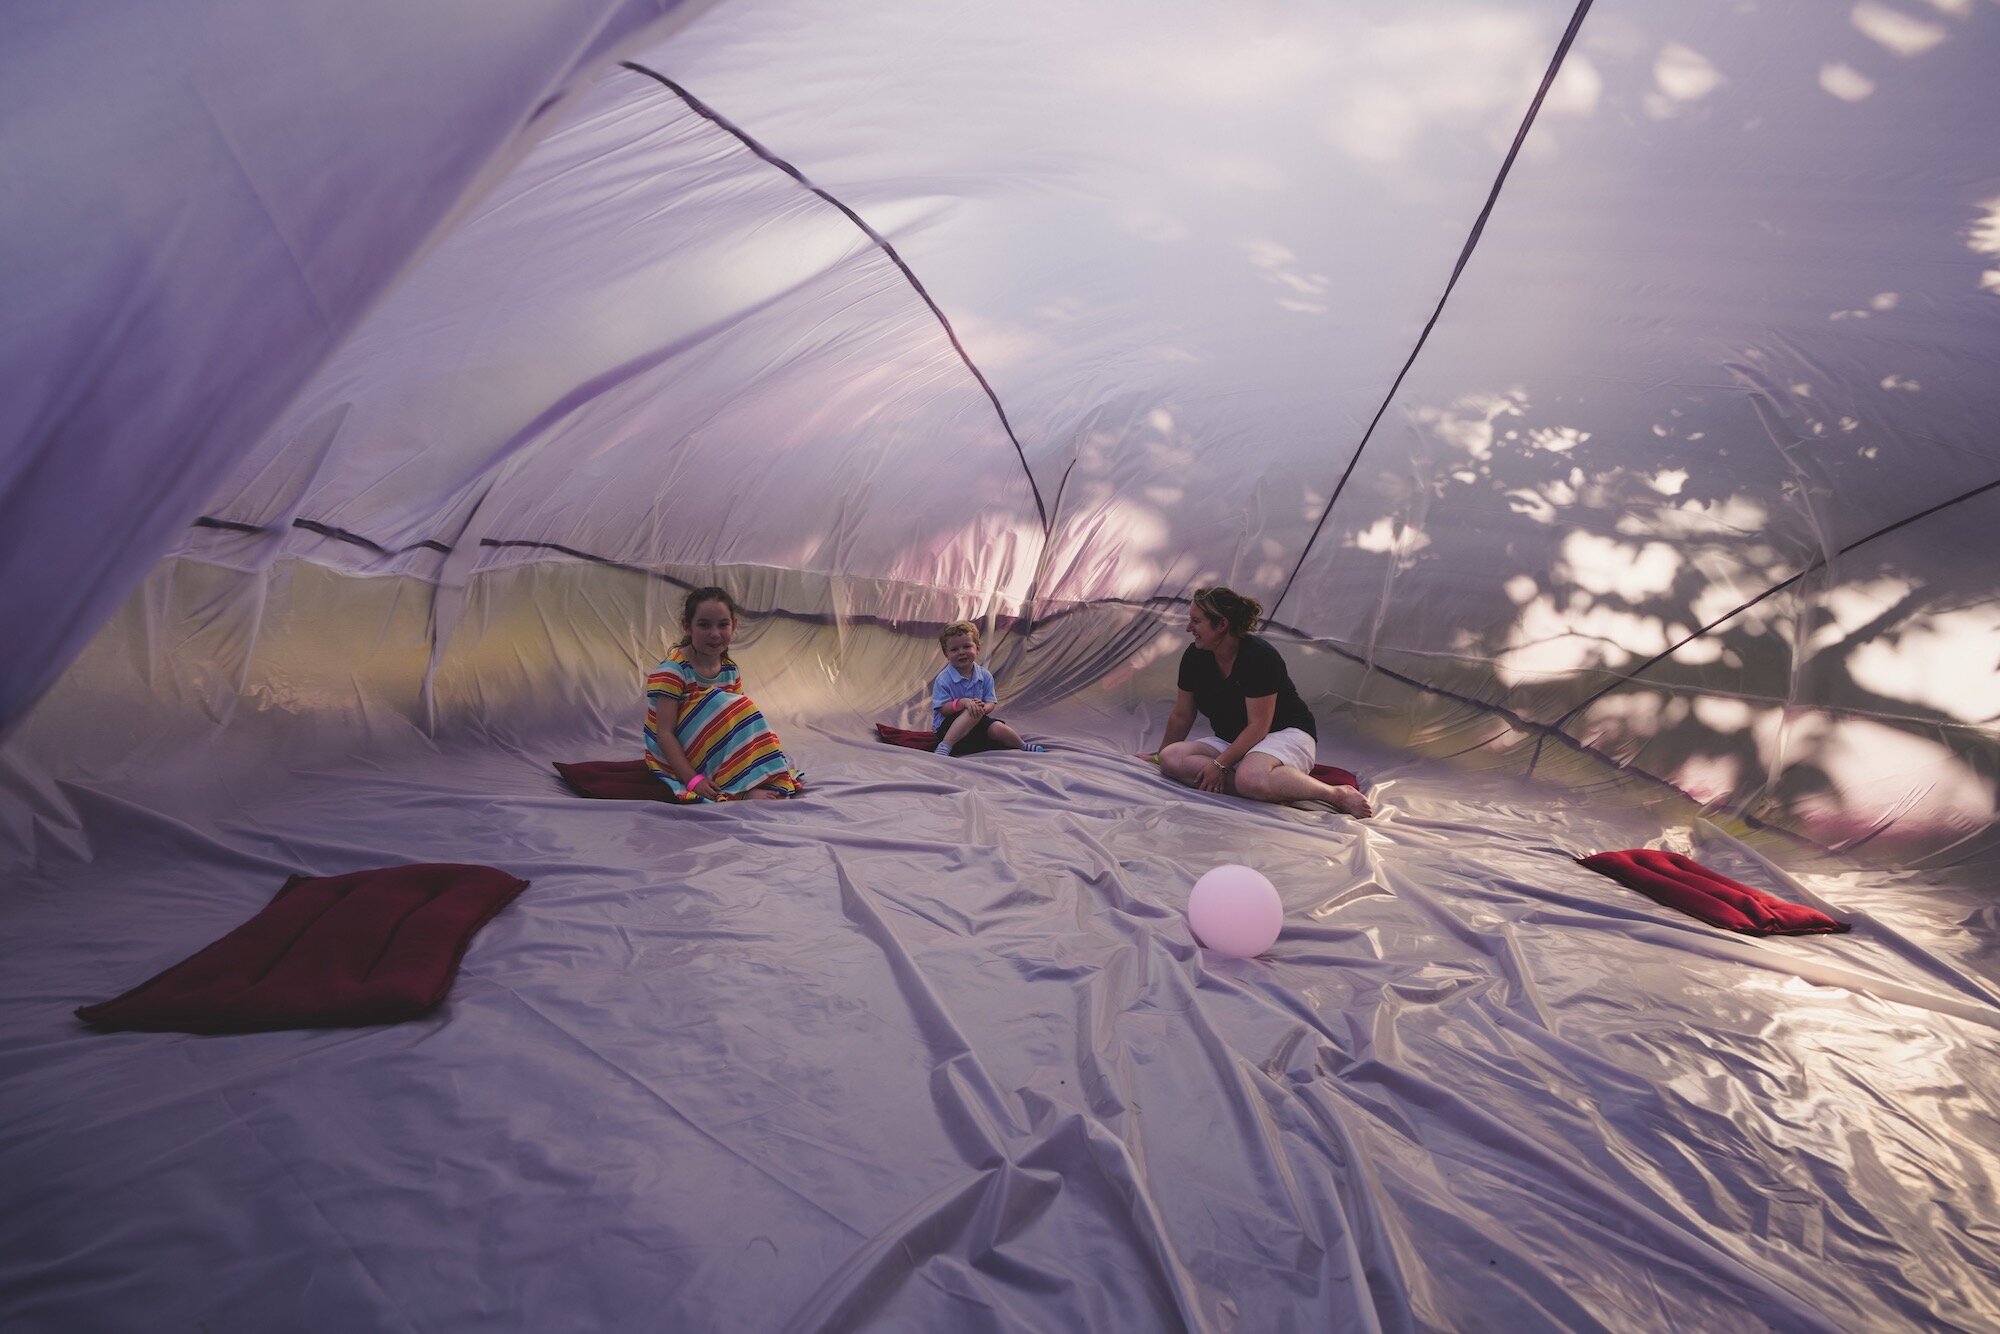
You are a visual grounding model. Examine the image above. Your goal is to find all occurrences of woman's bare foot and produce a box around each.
[1327,785,1373,819]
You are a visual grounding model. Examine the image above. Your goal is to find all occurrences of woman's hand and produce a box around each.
[1195,758,1230,793]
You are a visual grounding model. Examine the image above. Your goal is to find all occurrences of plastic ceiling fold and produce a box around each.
[3,0,1998,858]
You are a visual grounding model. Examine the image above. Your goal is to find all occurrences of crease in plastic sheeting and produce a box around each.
[184,76,338,337]
[1162,972,1390,1327]
[828,849,1026,1156]
[780,1131,1199,1334]
[617,60,1050,540]
[219,1082,429,1334]
[814,864,1218,1331]
[822,826,1386,1331]
[484,976,869,1239]
[1268,1060,1412,1333]
[202,404,356,555]
[1333,1033,1844,1333]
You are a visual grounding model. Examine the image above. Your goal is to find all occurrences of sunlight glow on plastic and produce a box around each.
[1187,864,1284,958]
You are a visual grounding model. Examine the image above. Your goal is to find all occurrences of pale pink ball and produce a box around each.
[1187,864,1283,958]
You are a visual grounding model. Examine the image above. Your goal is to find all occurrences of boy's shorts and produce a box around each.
[1190,728,1317,774]
[934,714,1008,756]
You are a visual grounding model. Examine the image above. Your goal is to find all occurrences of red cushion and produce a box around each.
[875,722,940,749]
[1578,849,1848,936]
[1307,762,1360,790]
[554,758,677,801]
[77,864,529,1033]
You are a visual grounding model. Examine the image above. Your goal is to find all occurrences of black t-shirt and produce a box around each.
[1177,634,1317,742]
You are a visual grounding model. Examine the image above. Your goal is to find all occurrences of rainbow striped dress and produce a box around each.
[644,647,805,801]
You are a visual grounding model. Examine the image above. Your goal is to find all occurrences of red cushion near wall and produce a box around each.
[1578,849,1847,936]
[77,863,529,1034]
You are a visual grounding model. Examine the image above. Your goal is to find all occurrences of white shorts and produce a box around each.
[1192,729,1317,774]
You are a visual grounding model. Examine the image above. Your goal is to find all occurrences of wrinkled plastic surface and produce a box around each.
[3,587,1996,1331]
[4,0,1999,1325]
[0,0,711,722]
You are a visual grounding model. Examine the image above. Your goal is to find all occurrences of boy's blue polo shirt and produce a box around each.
[930,663,997,729]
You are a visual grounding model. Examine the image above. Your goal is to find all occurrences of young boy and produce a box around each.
[930,620,1045,756]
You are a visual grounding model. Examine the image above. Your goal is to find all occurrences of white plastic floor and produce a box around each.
[3,632,1996,1331]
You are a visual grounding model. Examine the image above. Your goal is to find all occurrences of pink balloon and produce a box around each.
[1187,864,1283,958]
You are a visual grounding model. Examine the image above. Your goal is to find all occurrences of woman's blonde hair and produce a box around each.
[1191,586,1262,637]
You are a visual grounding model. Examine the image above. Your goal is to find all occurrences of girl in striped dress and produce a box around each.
[644,586,804,801]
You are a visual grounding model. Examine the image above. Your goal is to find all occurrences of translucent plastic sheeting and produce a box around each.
[187,0,1582,604]
[3,607,1998,1331]
[0,0,711,723]
[152,0,2000,859]
[1277,1,2000,866]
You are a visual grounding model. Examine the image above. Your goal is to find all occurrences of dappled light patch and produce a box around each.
[1852,0,1951,56]
[1315,7,1552,165]
[1845,605,2000,726]
[1819,61,1878,101]
[1969,195,2000,293]
[1351,517,1433,562]
[1562,532,1682,603]
[1651,42,1724,105]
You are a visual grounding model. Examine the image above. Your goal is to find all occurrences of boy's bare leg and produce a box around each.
[1232,754,1372,817]
[937,708,980,753]
[985,721,1026,750]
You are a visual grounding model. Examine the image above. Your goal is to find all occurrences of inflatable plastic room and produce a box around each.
[4,0,1997,1329]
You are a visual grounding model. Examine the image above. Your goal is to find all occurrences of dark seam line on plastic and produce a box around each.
[617,60,1049,535]
[293,518,451,555]
[1011,456,1080,641]
[1269,0,1596,619]
[195,516,454,556]
[481,538,651,575]
[292,518,394,555]
[173,523,1876,852]
[1305,637,1824,854]
[1552,473,2000,728]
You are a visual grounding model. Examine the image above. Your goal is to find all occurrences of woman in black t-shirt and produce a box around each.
[1145,586,1371,817]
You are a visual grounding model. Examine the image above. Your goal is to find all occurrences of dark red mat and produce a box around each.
[555,758,678,802]
[1578,849,1849,936]
[77,863,528,1033]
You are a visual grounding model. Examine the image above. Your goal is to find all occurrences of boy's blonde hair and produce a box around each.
[938,619,981,651]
